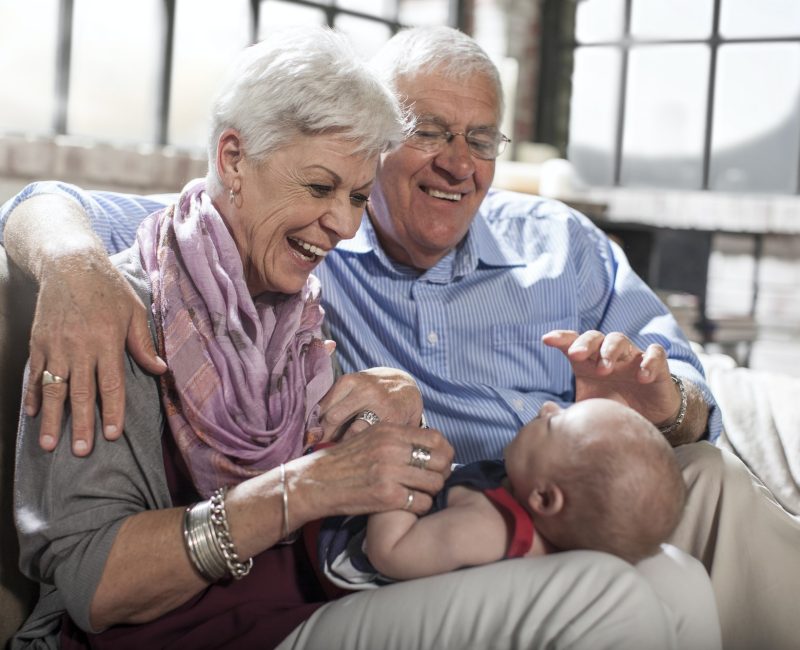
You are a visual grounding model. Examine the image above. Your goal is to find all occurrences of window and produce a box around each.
[0,0,456,151]
[541,0,800,194]
[0,0,60,134]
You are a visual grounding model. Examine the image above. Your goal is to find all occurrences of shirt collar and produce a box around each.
[335,204,526,281]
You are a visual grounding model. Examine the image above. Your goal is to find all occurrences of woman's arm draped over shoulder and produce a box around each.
[2,184,168,455]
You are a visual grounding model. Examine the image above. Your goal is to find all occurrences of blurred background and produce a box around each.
[1,0,799,374]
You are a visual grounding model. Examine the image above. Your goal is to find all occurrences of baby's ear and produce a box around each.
[527,481,564,517]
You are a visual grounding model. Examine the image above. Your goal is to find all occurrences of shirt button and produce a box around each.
[427,331,439,345]
[513,399,525,412]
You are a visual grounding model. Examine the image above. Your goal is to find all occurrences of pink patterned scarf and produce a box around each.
[137,179,334,498]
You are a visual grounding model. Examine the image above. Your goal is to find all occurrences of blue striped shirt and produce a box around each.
[1,183,721,462]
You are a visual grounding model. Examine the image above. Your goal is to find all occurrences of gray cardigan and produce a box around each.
[12,246,172,649]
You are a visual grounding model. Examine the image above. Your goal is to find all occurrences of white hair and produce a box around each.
[370,26,504,121]
[206,27,409,193]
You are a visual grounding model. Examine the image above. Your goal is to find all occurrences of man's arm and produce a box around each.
[2,186,167,455]
[365,487,508,580]
[566,214,720,443]
[543,329,708,445]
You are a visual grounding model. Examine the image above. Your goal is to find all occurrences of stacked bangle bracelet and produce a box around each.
[183,487,253,582]
[658,374,688,435]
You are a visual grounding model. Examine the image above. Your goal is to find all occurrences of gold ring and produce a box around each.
[404,490,414,510]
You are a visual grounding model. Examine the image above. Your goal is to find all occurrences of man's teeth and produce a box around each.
[290,237,327,257]
[426,188,462,201]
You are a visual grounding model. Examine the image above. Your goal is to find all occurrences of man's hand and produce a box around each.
[542,329,683,429]
[26,250,167,455]
[317,366,425,442]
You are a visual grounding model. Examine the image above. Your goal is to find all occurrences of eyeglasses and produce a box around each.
[407,121,511,160]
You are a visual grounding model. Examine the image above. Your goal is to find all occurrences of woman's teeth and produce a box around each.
[426,188,462,201]
[289,237,327,259]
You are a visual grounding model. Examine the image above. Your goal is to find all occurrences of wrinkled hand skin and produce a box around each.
[542,329,684,429]
[294,421,454,518]
[317,367,425,442]
[28,251,166,456]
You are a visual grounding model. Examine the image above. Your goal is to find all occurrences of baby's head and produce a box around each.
[504,398,685,564]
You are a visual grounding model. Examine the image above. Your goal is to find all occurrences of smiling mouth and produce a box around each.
[423,186,463,202]
[288,236,328,262]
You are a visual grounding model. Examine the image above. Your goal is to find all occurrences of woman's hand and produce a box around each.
[292,423,454,520]
[317,367,425,442]
[27,250,167,455]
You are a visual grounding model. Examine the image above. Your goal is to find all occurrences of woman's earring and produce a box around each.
[229,187,237,204]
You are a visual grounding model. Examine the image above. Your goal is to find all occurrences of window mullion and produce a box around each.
[612,0,632,186]
[54,0,74,135]
[701,0,722,190]
[156,0,176,146]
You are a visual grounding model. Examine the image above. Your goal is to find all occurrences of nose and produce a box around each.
[320,195,361,241]
[433,133,476,180]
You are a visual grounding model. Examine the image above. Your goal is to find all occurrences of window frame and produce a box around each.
[537,0,800,194]
[51,0,467,146]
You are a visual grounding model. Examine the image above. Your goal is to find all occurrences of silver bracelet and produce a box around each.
[280,463,290,540]
[183,499,228,583]
[209,487,254,580]
[658,374,688,435]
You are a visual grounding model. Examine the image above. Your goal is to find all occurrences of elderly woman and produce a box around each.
[12,27,451,649]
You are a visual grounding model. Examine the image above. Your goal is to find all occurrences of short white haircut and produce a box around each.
[370,26,504,122]
[207,27,408,192]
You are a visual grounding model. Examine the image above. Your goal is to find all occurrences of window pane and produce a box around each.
[621,45,709,189]
[473,0,507,59]
[710,43,800,193]
[333,14,392,60]
[575,0,625,43]
[170,0,249,150]
[337,0,396,21]
[398,0,449,27]
[567,46,621,186]
[69,0,161,144]
[720,0,800,38]
[258,0,326,38]
[0,0,59,134]
[630,0,713,39]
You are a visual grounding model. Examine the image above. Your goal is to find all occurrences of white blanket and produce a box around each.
[700,351,800,515]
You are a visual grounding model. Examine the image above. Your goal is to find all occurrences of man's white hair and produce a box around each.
[370,26,504,122]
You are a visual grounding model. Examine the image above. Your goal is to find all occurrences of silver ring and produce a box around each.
[404,490,414,510]
[354,409,380,427]
[409,446,431,470]
[42,370,68,386]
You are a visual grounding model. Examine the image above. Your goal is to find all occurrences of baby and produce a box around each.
[317,398,686,590]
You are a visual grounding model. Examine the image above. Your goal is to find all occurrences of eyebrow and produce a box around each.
[416,113,497,132]
[306,165,373,192]
[306,165,342,185]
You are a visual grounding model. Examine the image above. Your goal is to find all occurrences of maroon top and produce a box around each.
[60,432,330,649]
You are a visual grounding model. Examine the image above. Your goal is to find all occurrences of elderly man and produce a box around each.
[2,26,796,650]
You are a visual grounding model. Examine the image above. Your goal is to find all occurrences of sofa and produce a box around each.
[0,246,37,647]
[1,241,799,648]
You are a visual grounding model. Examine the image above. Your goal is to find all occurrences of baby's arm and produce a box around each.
[365,486,509,580]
